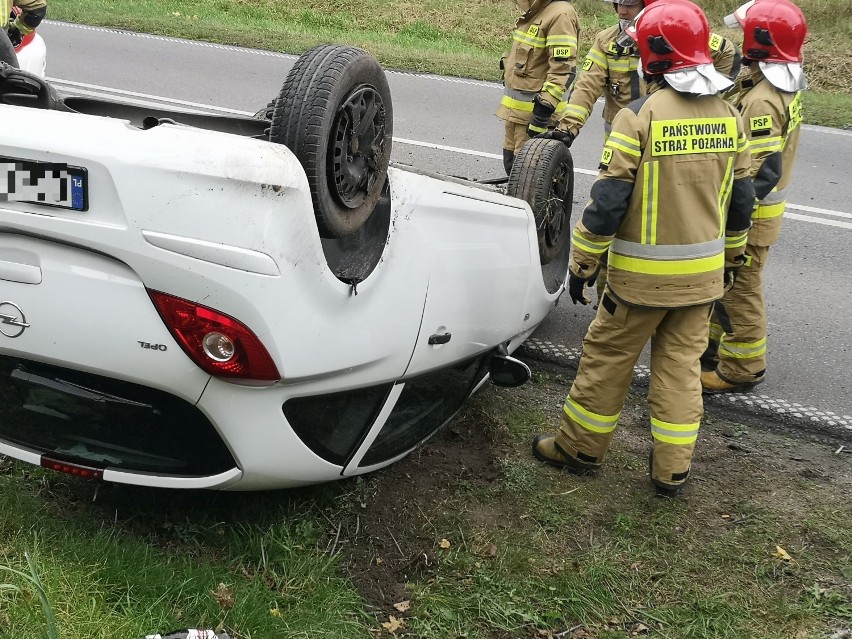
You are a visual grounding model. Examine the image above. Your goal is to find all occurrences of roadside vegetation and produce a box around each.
[49,0,852,128]
[1,370,850,639]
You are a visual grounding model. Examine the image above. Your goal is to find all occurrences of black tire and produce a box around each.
[0,30,19,68]
[270,45,392,238]
[507,138,574,265]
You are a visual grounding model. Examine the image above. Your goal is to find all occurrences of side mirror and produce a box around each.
[489,354,531,388]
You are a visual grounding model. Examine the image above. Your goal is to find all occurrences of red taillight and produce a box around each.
[41,457,104,480]
[147,290,280,383]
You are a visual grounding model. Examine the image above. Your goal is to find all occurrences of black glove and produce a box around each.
[723,253,749,291]
[568,272,597,305]
[6,24,21,48]
[723,266,740,291]
[536,128,575,147]
[527,95,555,137]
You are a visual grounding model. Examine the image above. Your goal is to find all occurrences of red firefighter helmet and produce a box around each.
[629,0,713,75]
[735,0,807,63]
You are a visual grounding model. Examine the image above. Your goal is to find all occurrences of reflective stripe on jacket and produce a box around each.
[496,0,580,125]
[726,66,802,247]
[569,86,755,308]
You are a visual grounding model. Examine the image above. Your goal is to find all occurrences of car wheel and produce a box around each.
[270,44,393,239]
[507,138,574,265]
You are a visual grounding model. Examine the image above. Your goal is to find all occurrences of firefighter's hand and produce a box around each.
[568,272,595,305]
[527,95,556,137]
[723,267,740,292]
[536,128,575,147]
[6,24,21,48]
[723,253,748,291]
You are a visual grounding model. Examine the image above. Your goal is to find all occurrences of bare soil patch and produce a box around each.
[336,362,852,630]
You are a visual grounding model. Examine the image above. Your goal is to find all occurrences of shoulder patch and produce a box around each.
[528,24,539,36]
[582,58,593,71]
[600,147,613,167]
[708,33,724,52]
[552,46,572,58]
[788,93,803,129]
[749,115,772,132]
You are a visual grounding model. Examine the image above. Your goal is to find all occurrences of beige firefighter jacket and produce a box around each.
[560,27,741,138]
[726,65,802,247]
[496,0,580,125]
[0,0,47,33]
[570,84,755,308]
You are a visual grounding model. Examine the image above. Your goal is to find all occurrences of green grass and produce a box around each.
[1,377,851,638]
[47,0,852,127]
[0,470,373,638]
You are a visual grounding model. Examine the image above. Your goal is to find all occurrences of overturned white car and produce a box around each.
[0,45,574,490]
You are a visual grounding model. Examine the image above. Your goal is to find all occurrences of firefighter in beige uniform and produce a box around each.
[0,0,46,47]
[554,0,741,146]
[544,0,740,301]
[701,0,808,393]
[496,0,580,174]
[530,0,755,495]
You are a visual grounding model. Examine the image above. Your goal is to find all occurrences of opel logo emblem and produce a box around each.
[0,301,30,338]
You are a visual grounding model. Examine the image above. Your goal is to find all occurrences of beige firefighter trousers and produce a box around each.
[503,121,532,156]
[556,291,712,487]
[710,243,770,382]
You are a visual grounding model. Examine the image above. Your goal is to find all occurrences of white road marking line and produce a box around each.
[45,21,495,87]
[45,20,852,124]
[50,79,852,229]
[785,212,852,230]
[787,203,852,220]
[49,78,253,115]
[523,338,852,430]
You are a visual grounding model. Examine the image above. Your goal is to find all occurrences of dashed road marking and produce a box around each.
[521,337,852,432]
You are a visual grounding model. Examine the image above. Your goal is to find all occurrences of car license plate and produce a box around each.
[0,157,88,212]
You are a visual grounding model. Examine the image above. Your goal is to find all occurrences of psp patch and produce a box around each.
[750,115,772,130]
[650,118,737,156]
[709,33,724,52]
[750,114,773,136]
[600,147,613,168]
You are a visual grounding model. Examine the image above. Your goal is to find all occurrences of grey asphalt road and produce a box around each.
[39,21,852,418]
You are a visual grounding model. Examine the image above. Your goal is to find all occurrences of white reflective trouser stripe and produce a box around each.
[719,337,767,359]
[504,87,538,102]
[564,397,619,434]
[651,417,699,445]
[761,186,788,206]
[610,238,725,259]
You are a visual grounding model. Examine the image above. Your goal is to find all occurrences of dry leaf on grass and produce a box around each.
[773,545,794,561]
[392,600,411,613]
[438,538,451,549]
[211,582,234,610]
[382,615,406,633]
